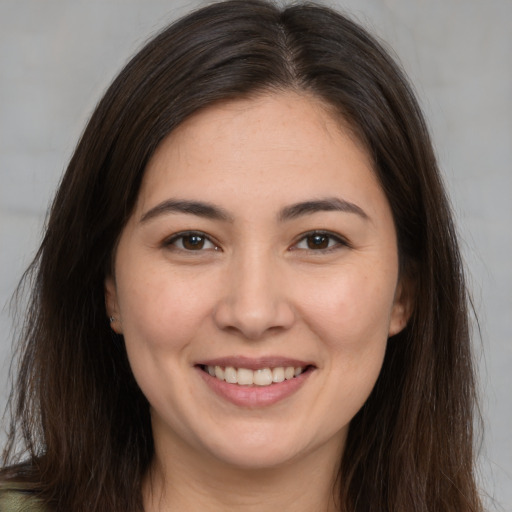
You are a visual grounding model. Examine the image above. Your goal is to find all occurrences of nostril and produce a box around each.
[212,295,296,340]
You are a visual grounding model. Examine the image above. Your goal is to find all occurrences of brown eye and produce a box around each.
[306,234,330,249]
[182,234,206,250]
[166,232,217,251]
[293,231,347,252]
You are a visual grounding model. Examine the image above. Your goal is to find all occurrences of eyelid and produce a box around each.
[163,230,221,251]
[162,229,348,253]
[290,230,350,252]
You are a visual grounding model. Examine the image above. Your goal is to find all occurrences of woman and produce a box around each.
[0,1,483,511]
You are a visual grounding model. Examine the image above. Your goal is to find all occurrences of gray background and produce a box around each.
[0,0,510,509]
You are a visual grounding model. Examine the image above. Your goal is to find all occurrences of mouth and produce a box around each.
[198,364,314,387]
[195,357,316,407]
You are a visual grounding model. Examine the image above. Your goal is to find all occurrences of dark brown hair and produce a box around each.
[2,1,482,510]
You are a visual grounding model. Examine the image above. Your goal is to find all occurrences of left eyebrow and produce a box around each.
[278,197,369,222]
[139,199,234,224]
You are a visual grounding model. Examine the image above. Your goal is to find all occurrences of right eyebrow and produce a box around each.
[139,199,234,224]
[278,197,369,222]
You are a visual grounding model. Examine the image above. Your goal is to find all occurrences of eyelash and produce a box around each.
[291,230,349,253]
[164,231,220,252]
[164,230,348,253]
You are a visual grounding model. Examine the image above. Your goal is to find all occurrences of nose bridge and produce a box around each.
[213,246,294,339]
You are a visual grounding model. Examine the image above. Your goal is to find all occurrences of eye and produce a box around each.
[292,231,347,251]
[165,231,219,251]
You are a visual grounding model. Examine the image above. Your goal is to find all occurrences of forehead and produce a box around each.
[152,92,367,163]
[136,92,383,218]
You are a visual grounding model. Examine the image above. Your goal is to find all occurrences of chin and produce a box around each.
[208,444,302,471]
[195,421,347,472]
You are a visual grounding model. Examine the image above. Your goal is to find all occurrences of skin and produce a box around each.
[105,92,410,511]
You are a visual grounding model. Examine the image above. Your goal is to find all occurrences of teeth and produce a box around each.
[237,368,254,386]
[224,366,237,384]
[284,366,295,380]
[214,366,224,380]
[254,368,273,386]
[272,367,285,383]
[206,365,306,386]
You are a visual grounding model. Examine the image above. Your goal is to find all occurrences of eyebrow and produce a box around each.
[278,197,369,222]
[140,196,369,224]
[140,199,234,223]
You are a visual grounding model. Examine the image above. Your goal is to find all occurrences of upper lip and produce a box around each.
[196,356,315,371]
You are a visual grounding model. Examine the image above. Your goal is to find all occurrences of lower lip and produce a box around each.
[197,367,312,408]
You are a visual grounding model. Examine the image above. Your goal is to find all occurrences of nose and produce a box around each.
[213,251,296,340]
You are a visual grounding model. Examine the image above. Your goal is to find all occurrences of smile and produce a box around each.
[201,365,307,386]
[196,359,315,407]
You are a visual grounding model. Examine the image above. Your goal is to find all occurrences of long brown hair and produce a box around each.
[1,1,482,510]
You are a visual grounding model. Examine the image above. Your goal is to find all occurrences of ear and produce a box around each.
[388,277,415,337]
[105,275,123,334]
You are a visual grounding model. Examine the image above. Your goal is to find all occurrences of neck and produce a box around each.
[143,434,343,512]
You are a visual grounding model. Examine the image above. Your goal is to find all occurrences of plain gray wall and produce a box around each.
[1,0,510,509]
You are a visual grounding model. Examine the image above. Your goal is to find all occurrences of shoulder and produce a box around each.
[0,481,49,512]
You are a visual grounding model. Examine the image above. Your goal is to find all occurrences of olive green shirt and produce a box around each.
[0,483,48,512]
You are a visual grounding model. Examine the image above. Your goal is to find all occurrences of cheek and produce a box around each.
[116,265,216,353]
[294,265,397,353]
[299,269,395,423]
[115,267,215,411]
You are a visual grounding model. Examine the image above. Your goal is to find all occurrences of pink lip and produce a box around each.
[196,365,314,408]
[196,355,314,371]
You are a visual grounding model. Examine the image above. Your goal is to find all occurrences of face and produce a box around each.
[106,92,409,471]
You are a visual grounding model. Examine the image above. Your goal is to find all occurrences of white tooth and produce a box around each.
[284,366,295,380]
[214,366,225,381]
[254,368,273,386]
[224,366,237,383]
[294,367,303,377]
[237,368,254,386]
[272,367,285,383]
[207,365,216,376]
